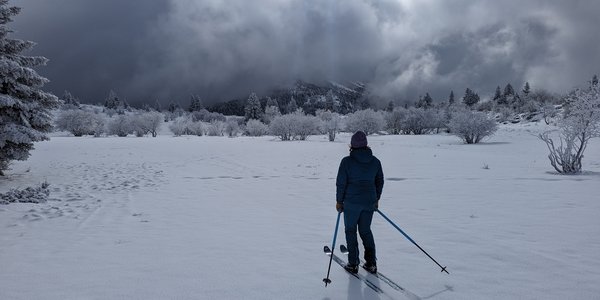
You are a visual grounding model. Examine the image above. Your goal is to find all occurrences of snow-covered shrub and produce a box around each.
[262,105,281,124]
[269,111,320,141]
[130,111,163,137]
[429,109,449,133]
[169,117,188,136]
[270,114,294,141]
[540,104,558,125]
[188,121,205,136]
[246,119,269,137]
[206,120,225,136]
[55,109,105,137]
[448,109,498,144]
[317,110,342,141]
[475,100,494,112]
[191,109,226,123]
[539,84,600,174]
[107,115,134,137]
[294,112,320,140]
[495,107,514,123]
[345,109,384,135]
[225,118,241,137]
[385,108,406,135]
[169,116,203,136]
[0,182,50,205]
[403,107,432,135]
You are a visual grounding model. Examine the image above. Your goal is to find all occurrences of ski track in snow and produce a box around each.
[1,124,599,299]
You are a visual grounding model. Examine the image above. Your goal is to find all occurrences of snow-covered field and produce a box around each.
[1,123,599,300]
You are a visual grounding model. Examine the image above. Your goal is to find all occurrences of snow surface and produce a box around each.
[1,123,599,299]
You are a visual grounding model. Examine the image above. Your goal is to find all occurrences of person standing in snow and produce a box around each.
[336,131,384,274]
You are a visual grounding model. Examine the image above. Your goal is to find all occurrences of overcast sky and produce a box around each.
[10,0,600,106]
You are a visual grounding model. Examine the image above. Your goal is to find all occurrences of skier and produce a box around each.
[336,131,384,274]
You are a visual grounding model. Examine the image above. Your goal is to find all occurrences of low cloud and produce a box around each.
[11,0,600,106]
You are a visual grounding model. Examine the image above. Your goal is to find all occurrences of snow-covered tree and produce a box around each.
[206,120,226,136]
[403,107,433,135]
[417,93,433,109]
[169,116,204,136]
[504,84,515,97]
[266,97,278,108]
[55,109,106,137]
[448,90,455,105]
[386,101,395,112]
[191,109,226,123]
[224,118,241,137]
[104,90,123,110]
[448,109,497,144]
[493,86,503,105]
[130,111,163,137]
[269,110,319,141]
[244,92,262,121]
[385,108,406,135]
[345,109,384,135]
[270,114,294,141]
[293,110,319,140]
[245,119,269,137]
[539,84,600,174]
[107,115,133,137]
[0,2,60,175]
[169,116,191,136]
[61,90,80,108]
[286,96,298,114]
[262,105,281,125]
[188,94,203,112]
[429,108,449,133]
[325,90,338,112]
[317,109,342,141]
[462,88,480,107]
[522,82,531,97]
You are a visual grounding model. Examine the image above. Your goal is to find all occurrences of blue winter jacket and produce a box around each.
[336,147,384,210]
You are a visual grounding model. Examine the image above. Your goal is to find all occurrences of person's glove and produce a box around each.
[336,202,343,213]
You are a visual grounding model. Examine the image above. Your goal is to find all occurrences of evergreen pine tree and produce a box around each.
[495,85,508,105]
[423,93,433,109]
[462,88,480,107]
[592,74,598,87]
[154,99,162,112]
[287,96,298,113]
[325,90,336,112]
[386,101,394,112]
[522,82,531,96]
[265,97,278,108]
[0,1,60,175]
[62,90,80,107]
[104,90,122,109]
[188,94,203,112]
[493,86,502,101]
[167,101,179,113]
[244,92,262,120]
[504,84,515,97]
[449,90,455,104]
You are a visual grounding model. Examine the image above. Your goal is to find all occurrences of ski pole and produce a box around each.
[323,211,342,286]
[377,210,449,274]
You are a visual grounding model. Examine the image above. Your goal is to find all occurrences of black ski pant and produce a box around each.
[344,208,376,266]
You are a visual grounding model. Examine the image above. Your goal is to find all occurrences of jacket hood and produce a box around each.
[350,147,374,164]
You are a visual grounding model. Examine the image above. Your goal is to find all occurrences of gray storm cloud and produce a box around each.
[10,0,600,106]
